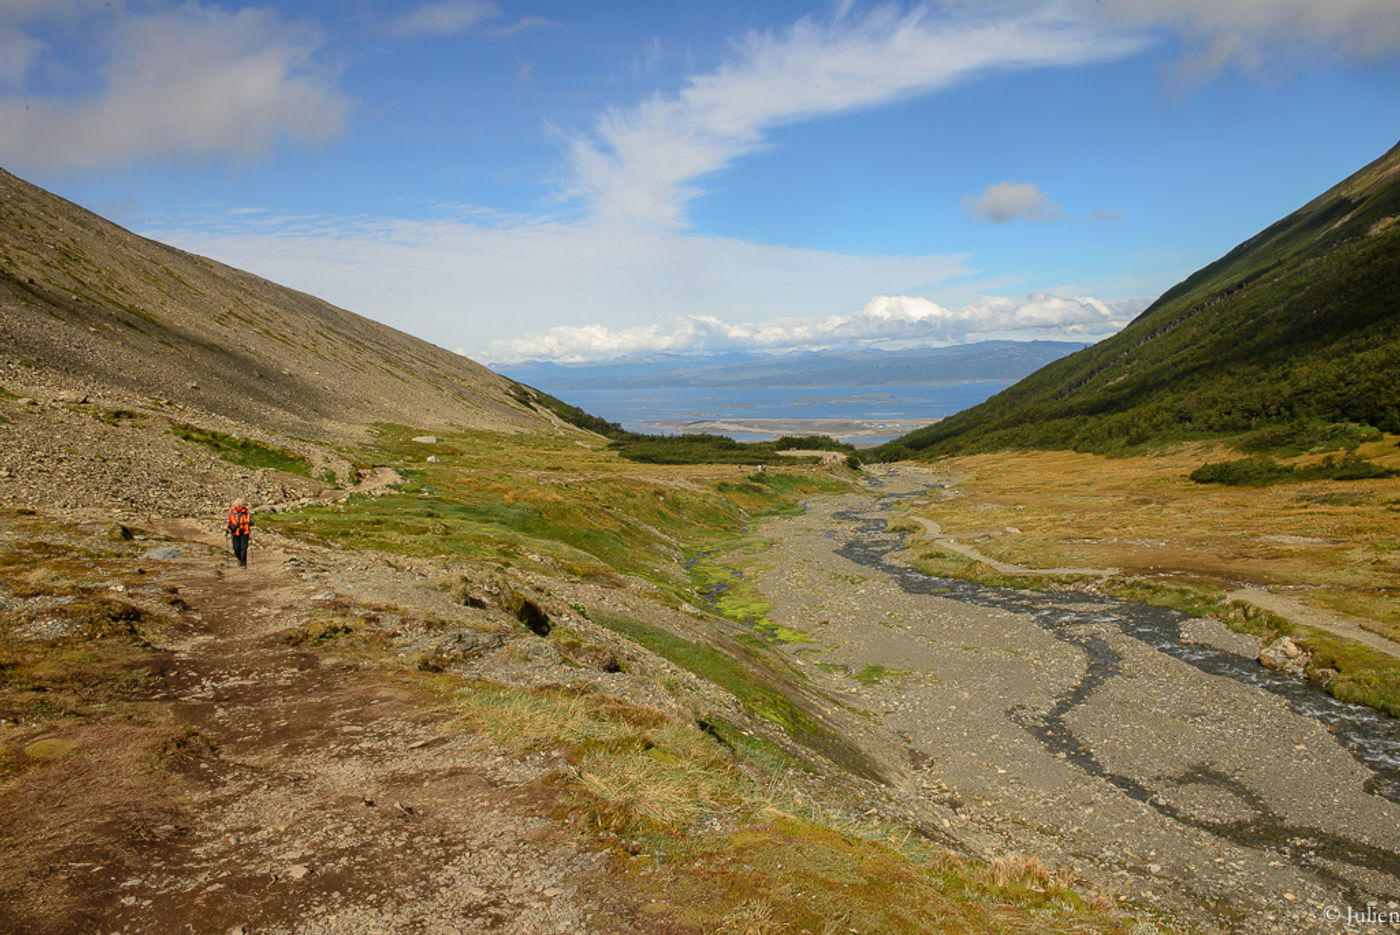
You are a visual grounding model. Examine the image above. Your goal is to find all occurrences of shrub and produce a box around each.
[1189,456,1295,486]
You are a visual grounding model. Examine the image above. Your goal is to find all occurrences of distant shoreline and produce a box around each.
[642,416,941,446]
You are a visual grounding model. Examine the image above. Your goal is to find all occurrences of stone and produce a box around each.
[145,546,183,560]
[412,435,438,444]
[558,642,621,672]
[1258,636,1310,675]
[414,629,494,672]
[426,455,440,463]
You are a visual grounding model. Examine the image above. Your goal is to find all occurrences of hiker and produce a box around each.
[225,498,254,567]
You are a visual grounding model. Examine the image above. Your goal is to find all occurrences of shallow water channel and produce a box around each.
[834,496,1400,804]
[821,489,1400,897]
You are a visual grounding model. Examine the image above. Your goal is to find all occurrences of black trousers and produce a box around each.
[231,533,249,566]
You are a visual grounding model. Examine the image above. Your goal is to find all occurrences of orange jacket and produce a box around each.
[225,507,253,536]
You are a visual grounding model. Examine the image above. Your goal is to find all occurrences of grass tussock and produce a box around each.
[430,675,1139,934]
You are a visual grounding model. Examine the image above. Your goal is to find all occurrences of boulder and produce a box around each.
[1258,635,1310,675]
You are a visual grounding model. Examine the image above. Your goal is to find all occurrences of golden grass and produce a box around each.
[910,443,1400,623]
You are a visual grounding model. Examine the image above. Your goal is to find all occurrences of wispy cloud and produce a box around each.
[1073,0,1400,78]
[0,4,349,172]
[565,7,1146,228]
[962,181,1062,223]
[482,292,1148,363]
[484,16,559,39]
[385,0,500,39]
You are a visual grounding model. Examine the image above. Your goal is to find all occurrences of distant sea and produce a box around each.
[550,381,1012,443]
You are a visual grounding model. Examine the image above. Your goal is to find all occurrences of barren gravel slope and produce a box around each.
[0,167,561,444]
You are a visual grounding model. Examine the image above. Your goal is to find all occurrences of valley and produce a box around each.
[3,140,1399,935]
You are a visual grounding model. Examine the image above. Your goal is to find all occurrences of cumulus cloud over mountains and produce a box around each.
[484,292,1147,363]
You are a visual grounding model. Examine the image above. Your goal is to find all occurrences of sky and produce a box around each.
[1,0,1397,365]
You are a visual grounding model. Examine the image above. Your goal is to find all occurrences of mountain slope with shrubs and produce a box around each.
[884,139,1400,458]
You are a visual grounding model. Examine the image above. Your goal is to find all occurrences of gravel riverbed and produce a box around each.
[748,469,1400,935]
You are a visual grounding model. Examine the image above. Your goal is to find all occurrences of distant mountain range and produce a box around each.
[497,341,1087,392]
[886,139,1400,456]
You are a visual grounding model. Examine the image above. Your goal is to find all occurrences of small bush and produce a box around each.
[1189,455,1295,486]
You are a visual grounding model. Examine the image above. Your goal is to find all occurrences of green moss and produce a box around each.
[592,612,824,741]
[853,664,908,685]
[170,422,312,476]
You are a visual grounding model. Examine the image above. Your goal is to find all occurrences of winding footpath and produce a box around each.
[749,470,1400,935]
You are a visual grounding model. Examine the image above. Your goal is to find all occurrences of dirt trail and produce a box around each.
[748,471,1400,935]
[906,513,1121,578]
[85,520,629,935]
[1227,587,1400,662]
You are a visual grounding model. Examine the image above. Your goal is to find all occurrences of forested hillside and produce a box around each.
[885,140,1400,457]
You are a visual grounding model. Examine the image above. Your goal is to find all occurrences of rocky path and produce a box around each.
[749,472,1400,935]
[95,520,633,935]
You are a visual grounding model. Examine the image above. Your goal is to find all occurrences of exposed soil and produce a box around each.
[743,470,1400,935]
[0,519,666,935]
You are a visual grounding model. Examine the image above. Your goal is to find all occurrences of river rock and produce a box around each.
[1258,635,1310,675]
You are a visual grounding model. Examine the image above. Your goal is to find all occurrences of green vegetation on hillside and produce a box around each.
[882,141,1400,459]
[508,380,860,465]
[169,422,313,475]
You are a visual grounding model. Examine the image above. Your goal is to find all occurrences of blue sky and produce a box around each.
[2,1,1397,364]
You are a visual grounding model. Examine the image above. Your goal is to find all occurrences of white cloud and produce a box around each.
[565,7,1146,227]
[962,181,1062,223]
[0,5,350,172]
[386,1,500,39]
[482,291,1146,363]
